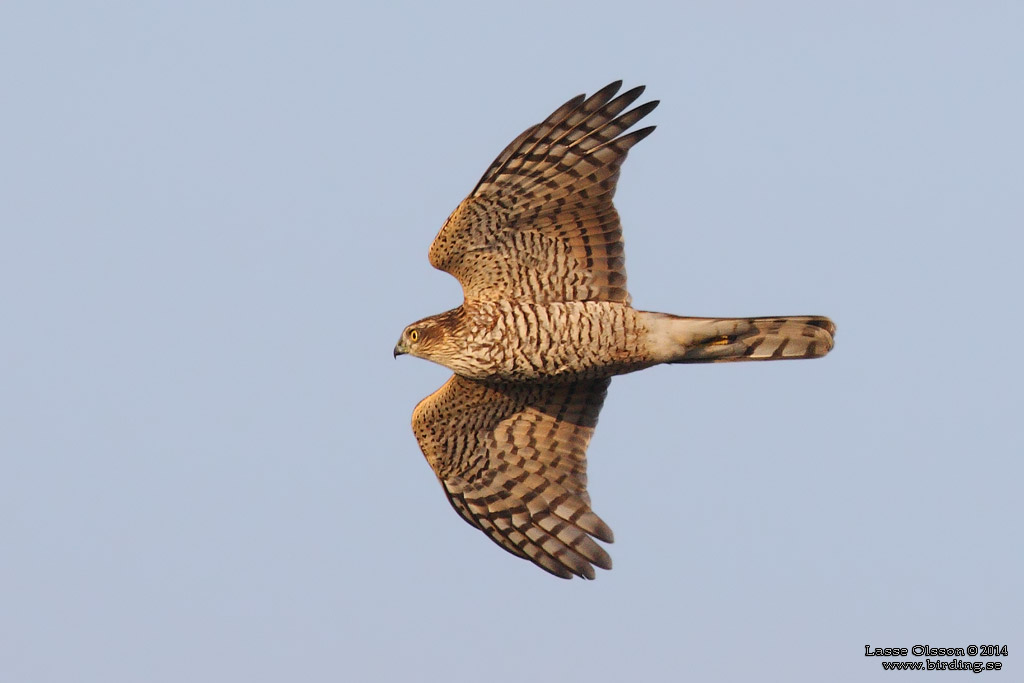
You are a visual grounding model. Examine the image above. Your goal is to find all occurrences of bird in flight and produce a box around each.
[394,82,835,579]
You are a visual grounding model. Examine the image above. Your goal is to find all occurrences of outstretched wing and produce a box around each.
[428,81,658,305]
[412,375,614,579]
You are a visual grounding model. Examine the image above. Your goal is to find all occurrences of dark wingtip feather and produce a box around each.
[578,511,615,543]
[628,125,657,146]
[594,80,623,96]
[615,84,647,108]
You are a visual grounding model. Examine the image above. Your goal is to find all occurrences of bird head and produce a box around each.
[393,322,429,359]
[394,308,463,361]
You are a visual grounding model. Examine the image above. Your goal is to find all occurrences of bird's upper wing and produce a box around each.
[412,374,614,579]
[428,81,658,305]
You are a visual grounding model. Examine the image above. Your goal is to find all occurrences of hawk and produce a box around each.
[394,82,835,579]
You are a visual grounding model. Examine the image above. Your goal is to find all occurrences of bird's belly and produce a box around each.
[458,301,652,381]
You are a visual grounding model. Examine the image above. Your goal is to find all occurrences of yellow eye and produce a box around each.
[409,329,420,343]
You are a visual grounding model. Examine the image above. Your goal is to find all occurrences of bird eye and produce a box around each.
[409,329,420,343]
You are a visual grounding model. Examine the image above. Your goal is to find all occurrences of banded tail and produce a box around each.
[641,313,836,364]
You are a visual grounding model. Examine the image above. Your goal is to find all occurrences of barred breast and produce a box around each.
[459,301,654,381]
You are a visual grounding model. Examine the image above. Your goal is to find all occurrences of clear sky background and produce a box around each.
[3,2,1021,682]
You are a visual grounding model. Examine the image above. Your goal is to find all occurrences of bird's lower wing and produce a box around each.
[412,375,614,579]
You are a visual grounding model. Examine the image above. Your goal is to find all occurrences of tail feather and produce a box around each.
[641,313,835,364]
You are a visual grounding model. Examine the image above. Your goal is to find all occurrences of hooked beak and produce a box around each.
[393,340,407,358]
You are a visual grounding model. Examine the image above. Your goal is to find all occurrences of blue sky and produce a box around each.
[3,2,1021,681]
